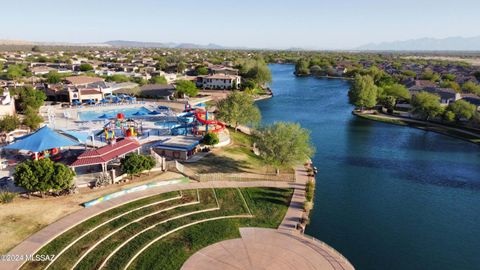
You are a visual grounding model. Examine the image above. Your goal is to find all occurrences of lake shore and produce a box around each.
[353,110,480,145]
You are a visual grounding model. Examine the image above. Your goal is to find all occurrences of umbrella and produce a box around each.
[98,114,112,119]
[105,94,116,99]
[72,99,81,105]
[112,97,121,103]
[86,99,96,105]
[100,99,109,103]
[118,94,129,99]
[133,111,146,116]
[158,106,170,111]
[125,96,134,101]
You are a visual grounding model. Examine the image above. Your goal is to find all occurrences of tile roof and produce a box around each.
[70,138,140,167]
[65,76,104,85]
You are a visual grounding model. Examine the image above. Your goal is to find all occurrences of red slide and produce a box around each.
[195,110,225,133]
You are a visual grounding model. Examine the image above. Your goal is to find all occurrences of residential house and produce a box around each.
[0,88,16,117]
[461,93,480,111]
[138,84,176,100]
[196,74,241,90]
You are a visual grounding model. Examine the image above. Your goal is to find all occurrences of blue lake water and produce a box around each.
[78,107,152,121]
[257,64,480,270]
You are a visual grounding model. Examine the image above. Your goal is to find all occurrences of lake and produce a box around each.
[257,64,480,270]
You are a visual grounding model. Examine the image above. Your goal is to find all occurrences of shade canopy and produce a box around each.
[60,130,91,143]
[5,126,80,153]
[100,98,109,103]
[98,114,112,119]
[133,111,146,116]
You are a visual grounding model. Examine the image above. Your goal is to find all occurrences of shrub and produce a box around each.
[121,153,156,179]
[202,132,219,145]
[94,173,112,188]
[0,189,17,203]
[304,201,314,212]
[305,180,315,202]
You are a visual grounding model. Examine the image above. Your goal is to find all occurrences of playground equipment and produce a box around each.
[194,109,225,134]
[101,113,142,143]
[183,102,226,135]
[31,147,60,160]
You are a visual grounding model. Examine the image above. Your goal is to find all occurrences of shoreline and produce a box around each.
[353,111,480,145]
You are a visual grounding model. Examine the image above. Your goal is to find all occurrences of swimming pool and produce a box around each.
[78,107,153,121]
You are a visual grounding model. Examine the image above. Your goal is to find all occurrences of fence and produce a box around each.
[197,172,295,182]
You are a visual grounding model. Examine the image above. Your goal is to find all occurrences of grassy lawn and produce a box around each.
[1,171,184,255]
[128,188,293,270]
[184,128,294,175]
[23,187,292,270]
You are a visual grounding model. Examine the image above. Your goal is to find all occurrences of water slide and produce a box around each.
[194,110,225,133]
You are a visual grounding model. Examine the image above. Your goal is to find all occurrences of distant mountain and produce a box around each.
[0,39,110,47]
[356,36,480,51]
[105,40,228,49]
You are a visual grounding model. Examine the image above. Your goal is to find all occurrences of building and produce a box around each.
[208,66,239,76]
[0,88,16,117]
[138,84,176,100]
[69,89,104,103]
[461,93,480,110]
[152,136,201,160]
[197,74,241,90]
[409,87,461,105]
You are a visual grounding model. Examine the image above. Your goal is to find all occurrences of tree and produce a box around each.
[13,158,75,197]
[295,59,310,76]
[155,57,167,71]
[447,100,477,121]
[440,80,461,92]
[380,95,397,113]
[443,110,456,123]
[247,63,272,85]
[410,92,443,120]
[6,64,27,80]
[442,73,456,81]
[420,68,440,82]
[46,71,61,84]
[254,122,315,175]
[216,91,261,131]
[79,63,94,72]
[462,81,480,95]
[16,86,46,112]
[121,153,156,179]
[0,115,20,133]
[22,108,44,130]
[176,62,186,74]
[149,75,168,85]
[31,45,42,52]
[348,74,378,110]
[202,132,219,145]
[383,83,410,100]
[195,66,209,76]
[106,74,130,83]
[175,80,198,98]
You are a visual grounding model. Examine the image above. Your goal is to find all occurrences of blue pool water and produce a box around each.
[78,107,152,121]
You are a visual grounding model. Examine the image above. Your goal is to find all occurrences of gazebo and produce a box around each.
[5,126,80,159]
[70,138,141,173]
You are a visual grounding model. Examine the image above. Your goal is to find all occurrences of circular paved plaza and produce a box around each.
[181,228,355,270]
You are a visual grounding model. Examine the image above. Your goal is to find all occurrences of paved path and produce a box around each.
[181,227,355,270]
[1,180,302,270]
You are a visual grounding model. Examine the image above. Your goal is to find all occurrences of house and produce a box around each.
[461,93,480,111]
[0,88,16,117]
[65,76,113,95]
[197,74,241,89]
[410,87,461,105]
[69,89,103,103]
[30,66,56,75]
[208,66,239,76]
[138,84,176,100]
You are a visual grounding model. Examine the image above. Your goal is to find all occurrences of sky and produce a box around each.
[1,0,480,49]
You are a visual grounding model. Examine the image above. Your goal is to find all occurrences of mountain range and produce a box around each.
[356,36,480,51]
[1,36,480,51]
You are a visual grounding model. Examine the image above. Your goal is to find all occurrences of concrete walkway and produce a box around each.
[1,180,302,270]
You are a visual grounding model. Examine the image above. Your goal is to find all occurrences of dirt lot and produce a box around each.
[0,171,183,254]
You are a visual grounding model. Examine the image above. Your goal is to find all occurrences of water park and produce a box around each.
[0,98,230,188]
